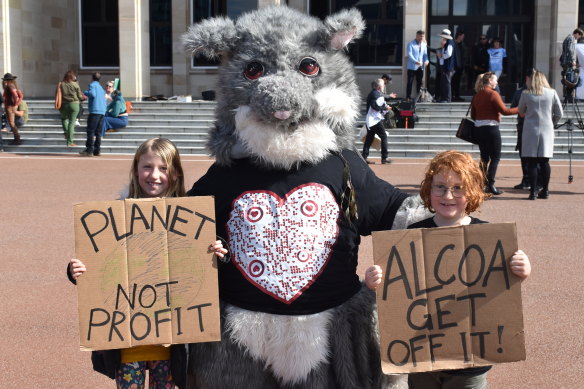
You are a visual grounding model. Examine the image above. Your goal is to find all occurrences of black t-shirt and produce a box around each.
[408,216,492,376]
[188,149,408,315]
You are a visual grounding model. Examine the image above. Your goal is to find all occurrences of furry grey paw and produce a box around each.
[391,194,432,230]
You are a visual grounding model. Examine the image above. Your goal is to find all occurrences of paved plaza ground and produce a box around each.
[1,152,582,388]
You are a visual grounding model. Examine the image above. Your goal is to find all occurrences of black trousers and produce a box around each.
[475,124,502,184]
[406,68,423,99]
[451,67,464,98]
[362,122,388,160]
[439,69,454,102]
[526,157,550,192]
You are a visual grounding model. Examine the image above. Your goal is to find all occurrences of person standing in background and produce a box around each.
[436,29,455,103]
[451,30,466,102]
[58,70,86,147]
[487,38,507,79]
[518,69,563,200]
[405,30,429,102]
[80,72,106,157]
[2,73,23,145]
[471,72,519,195]
[471,35,490,88]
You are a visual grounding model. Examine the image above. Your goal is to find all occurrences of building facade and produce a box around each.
[0,0,580,100]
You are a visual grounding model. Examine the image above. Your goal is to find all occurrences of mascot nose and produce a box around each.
[274,111,291,120]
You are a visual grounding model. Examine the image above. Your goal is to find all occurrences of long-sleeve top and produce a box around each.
[84,81,106,114]
[365,88,389,127]
[105,93,127,117]
[406,39,428,71]
[471,86,518,122]
[3,86,23,108]
[60,81,85,104]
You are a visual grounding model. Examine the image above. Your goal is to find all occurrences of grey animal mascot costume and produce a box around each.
[181,6,425,389]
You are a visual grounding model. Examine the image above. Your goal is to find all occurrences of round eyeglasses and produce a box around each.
[431,184,465,198]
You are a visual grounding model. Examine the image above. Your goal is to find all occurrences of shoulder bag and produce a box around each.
[54,82,62,110]
[456,97,478,144]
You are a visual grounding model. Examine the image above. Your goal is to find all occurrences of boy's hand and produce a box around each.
[69,258,86,280]
[365,265,383,290]
[509,250,531,279]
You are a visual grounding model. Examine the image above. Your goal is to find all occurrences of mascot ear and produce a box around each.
[182,17,237,59]
[323,8,365,50]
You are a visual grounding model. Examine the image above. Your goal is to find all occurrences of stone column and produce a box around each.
[402,0,427,97]
[118,0,150,100]
[172,0,189,96]
[539,0,578,90]
[1,0,23,82]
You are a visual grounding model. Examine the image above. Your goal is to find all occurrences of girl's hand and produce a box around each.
[209,240,228,259]
[365,265,383,290]
[509,250,531,279]
[69,258,86,280]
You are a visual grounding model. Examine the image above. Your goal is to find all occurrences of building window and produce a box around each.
[310,0,404,67]
[150,0,172,67]
[80,0,119,67]
[190,0,255,67]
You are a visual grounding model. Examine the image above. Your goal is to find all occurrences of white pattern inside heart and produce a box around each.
[227,183,340,303]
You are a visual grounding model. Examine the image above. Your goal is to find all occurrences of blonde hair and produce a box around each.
[526,69,550,96]
[128,138,185,198]
[474,72,496,93]
[419,150,489,214]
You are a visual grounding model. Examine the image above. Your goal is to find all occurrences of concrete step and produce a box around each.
[5,100,584,160]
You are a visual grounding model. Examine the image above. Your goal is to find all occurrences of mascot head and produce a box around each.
[182,6,365,169]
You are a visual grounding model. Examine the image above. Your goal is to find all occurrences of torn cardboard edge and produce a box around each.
[372,222,526,373]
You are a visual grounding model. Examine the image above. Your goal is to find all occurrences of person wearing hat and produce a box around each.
[2,72,23,145]
[436,29,455,103]
[406,30,429,101]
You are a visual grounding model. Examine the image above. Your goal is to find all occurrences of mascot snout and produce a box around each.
[249,73,311,124]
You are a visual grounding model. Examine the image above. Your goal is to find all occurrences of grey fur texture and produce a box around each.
[187,287,407,389]
[182,6,365,167]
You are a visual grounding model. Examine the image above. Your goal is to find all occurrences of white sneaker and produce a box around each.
[75,120,81,126]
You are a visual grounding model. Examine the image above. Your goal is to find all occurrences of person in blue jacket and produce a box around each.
[406,30,429,101]
[80,72,106,157]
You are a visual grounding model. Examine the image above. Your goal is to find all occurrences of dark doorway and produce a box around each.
[427,0,534,101]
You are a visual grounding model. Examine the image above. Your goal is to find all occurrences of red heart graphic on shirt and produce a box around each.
[226,183,340,303]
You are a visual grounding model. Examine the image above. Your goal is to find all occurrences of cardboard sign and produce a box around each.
[372,223,525,373]
[73,197,221,351]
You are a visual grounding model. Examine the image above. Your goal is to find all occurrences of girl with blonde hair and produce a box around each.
[518,69,563,200]
[68,138,226,389]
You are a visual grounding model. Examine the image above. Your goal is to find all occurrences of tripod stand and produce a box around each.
[556,93,584,183]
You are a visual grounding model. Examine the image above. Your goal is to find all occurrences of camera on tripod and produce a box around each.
[561,67,580,101]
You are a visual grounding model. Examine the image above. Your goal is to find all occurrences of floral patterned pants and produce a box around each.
[115,360,174,389]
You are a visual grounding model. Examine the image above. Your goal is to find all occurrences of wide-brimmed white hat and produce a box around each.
[438,29,453,40]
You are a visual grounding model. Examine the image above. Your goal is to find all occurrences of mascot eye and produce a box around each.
[243,62,265,80]
[298,57,320,76]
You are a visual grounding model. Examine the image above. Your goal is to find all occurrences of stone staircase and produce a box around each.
[3,100,584,160]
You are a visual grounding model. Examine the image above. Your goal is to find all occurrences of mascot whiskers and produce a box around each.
[182,6,426,388]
